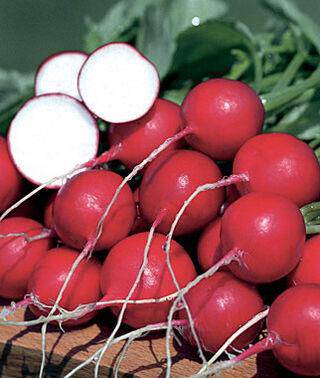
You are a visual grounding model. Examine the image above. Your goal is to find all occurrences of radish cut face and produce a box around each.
[8,94,99,188]
[78,43,160,123]
[35,51,87,101]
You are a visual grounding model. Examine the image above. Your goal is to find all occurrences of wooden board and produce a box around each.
[0,307,294,377]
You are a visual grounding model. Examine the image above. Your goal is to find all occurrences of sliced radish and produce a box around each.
[35,51,87,101]
[78,43,160,123]
[8,94,99,188]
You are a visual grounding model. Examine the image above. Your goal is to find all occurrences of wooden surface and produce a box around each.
[0,307,293,378]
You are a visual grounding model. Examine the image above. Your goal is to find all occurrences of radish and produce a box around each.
[78,43,160,123]
[103,98,184,170]
[181,78,265,160]
[8,94,99,188]
[210,285,320,376]
[35,51,87,101]
[0,217,53,299]
[197,217,223,272]
[233,133,320,207]
[100,232,196,328]
[139,149,225,235]
[288,235,320,286]
[43,192,56,229]
[28,247,102,327]
[166,192,305,284]
[53,169,136,251]
[0,137,23,212]
[179,271,264,352]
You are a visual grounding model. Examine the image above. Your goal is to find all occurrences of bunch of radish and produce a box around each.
[0,40,320,378]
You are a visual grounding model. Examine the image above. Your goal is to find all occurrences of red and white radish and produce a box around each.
[233,133,320,207]
[35,51,87,101]
[100,232,196,328]
[103,98,184,170]
[211,285,320,376]
[28,247,101,326]
[0,137,23,212]
[139,149,225,235]
[53,169,136,251]
[78,43,160,123]
[8,94,99,188]
[179,271,264,352]
[181,78,265,160]
[288,235,320,286]
[0,217,53,299]
[219,192,305,283]
[197,217,223,272]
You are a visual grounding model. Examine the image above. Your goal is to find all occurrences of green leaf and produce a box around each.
[263,0,320,54]
[171,20,250,81]
[136,0,227,78]
[162,86,191,105]
[0,69,33,135]
[83,0,154,52]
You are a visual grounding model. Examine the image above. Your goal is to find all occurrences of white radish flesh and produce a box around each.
[35,51,87,101]
[78,43,159,123]
[8,94,99,188]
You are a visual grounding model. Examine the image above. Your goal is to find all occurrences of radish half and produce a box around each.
[78,43,160,123]
[35,51,87,101]
[8,94,99,188]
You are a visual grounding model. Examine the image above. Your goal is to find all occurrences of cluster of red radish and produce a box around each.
[1,41,320,377]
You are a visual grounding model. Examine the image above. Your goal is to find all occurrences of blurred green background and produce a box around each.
[0,0,319,73]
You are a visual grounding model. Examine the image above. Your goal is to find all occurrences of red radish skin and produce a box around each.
[0,137,23,212]
[6,195,40,221]
[288,235,320,286]
[197,217,224,272]
[53,170,136,251]
[179,271,264,352]
[28,247,102,326]
[100,232,197,328]
[220,192,305,283]
[233,133,320,207]
[131,188,150,234]
[216,285,320,376]
[140,149,225,235]
[8,94,99,188]
[181,79,264,160]
[35,51,87,101]
[105,98,185,170]
[0,217,53,299]
[78,43,160,123]
[220,185,241,215]
[43,192,57,229]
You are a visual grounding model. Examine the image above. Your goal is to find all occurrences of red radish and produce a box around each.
[104,98,184,170]
[7,195,41,221]
[131,188,150,234]
[139,149,225,235]
[197,217,223,271]
[213,285,320,376]
[219,192,305,283]
[35,51,87,101]
[0,137,23,212]
[181,78,264,160]
[53,170,136,251]
[78,43,160,123]
[179,271,264,352]
[233,133,320,207]
[0,217,53,299]
[220,185,241,214]
[288,235,320,286]
[28,247,101,326]
[100,232,196,328]
[43,192,57,229]
[8,94,99,188]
